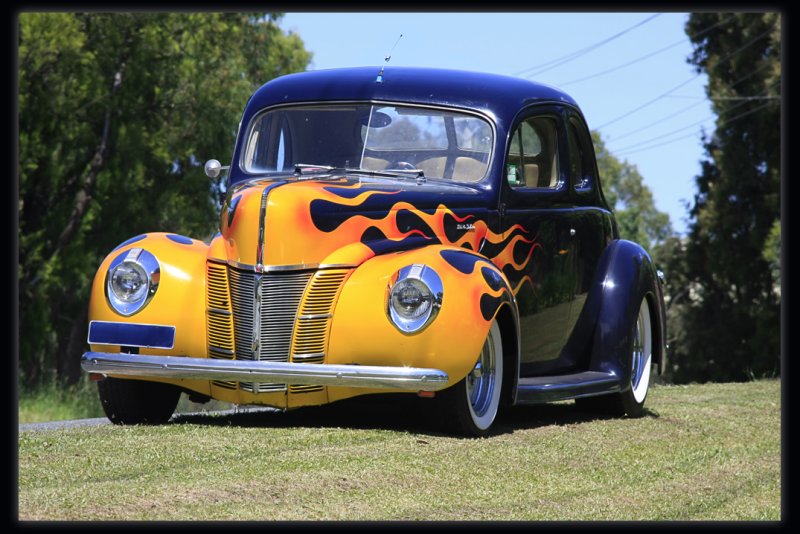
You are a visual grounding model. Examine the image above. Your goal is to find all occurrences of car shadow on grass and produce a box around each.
[169,394,660,438]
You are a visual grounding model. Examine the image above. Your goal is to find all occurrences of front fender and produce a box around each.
[326,245,517,393]
[586,239,667,384]
[88,233,209,364]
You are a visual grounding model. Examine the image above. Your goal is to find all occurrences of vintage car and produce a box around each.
[81,66,667,436]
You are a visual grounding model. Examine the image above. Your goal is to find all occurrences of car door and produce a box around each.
[498,108,580,376]
[560,111,617,367]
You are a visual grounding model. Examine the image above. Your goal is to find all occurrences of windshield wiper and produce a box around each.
[293,164,426,184]
[293,164,337,175]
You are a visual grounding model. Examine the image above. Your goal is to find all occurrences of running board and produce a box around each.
[514,371,621,404]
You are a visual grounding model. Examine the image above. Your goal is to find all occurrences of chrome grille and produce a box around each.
[228,267,313,393]
[206,262,348,395]
[259,273,314,361]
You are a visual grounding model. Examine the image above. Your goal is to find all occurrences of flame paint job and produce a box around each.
[221,177,539,291]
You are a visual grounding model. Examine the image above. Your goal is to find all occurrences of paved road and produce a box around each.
[18,406,279,433]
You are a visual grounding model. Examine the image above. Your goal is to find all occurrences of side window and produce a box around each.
[506,116,560,189]
[568,116,593,190]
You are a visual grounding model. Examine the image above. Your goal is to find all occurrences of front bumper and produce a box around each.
[81,352,450,391]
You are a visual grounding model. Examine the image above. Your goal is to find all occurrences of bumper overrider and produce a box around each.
[80,352,450,391]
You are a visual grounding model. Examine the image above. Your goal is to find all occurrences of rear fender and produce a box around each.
[586,239,667,384]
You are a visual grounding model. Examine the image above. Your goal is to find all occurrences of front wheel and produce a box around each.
[435,320,503,437]
[97,377,181,425]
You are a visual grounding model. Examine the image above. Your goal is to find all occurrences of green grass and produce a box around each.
[18,378,235,424]
[18,376,106,423]
[18,380,781,521]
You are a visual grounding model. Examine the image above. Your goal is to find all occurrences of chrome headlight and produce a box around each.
[387,264,443,334]
[105,247,160,316]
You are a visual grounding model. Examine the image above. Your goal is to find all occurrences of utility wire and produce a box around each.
[513,13,662,78]
[595,74,703,130]
[609,60,776,142]
[594,22,777,130]
[557,14,736,87]
[612,83,779,153]
[613,101,775,156]
[609,100,707,142]
[664,94,781,100]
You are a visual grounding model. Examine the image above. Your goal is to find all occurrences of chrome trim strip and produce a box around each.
[291,352,326,361]
[298,313,333,320]
[212,260,358,273]
[318,263,358,270]
[261,263,320,272]
[81,352,450,391]
[252,275,262,360]
[256,186,269,272]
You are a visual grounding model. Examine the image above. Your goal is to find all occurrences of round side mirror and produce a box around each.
[204,159,228,178]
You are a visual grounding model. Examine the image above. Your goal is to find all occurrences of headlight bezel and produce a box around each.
[105,247,160,316]
[386,264,443,334]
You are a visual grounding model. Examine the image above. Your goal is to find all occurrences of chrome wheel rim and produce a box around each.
[466,321,502,430]
[631,299,653,404]
[467,333,495,417]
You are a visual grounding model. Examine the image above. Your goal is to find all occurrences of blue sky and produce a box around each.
[280,12,717,236]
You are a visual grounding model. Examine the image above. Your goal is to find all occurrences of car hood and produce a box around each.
[218,176,497,268]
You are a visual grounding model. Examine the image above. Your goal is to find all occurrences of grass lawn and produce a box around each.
[17,379,781,521]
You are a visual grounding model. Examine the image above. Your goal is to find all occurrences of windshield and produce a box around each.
[240,104,493,183]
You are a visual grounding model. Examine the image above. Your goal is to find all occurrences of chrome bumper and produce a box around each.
[81,352,450,391]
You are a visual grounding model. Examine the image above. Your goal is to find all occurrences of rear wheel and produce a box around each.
[576,297,653,417]
[435,320,503,437]
[97,377,181,425]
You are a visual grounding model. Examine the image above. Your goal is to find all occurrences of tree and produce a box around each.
[664,12,781,382]
[18,13,311,385]
[593,131,673,255]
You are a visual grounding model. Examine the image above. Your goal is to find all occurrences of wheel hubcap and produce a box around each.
[467,328,496,418]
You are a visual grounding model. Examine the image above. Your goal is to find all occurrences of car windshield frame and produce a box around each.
[238,101,496,184]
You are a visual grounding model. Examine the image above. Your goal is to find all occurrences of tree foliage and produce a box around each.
[662,12,781,383]
[18,13,311,385]
[592,131,673,255]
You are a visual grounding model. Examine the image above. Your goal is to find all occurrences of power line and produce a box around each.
[609,60,776,142]
[613,101,776,156]
[595,73,703,130]
[610,84,779,152]
[594,22,777,130]
[513,13,662,79]
[557,14,737,88]
[666,94,780,101]
[610,100,707,142]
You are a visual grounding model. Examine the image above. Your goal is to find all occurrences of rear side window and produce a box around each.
[568,116,594,190]
[506,116,560,189]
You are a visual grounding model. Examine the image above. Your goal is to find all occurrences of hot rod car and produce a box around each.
[81,67,667,436]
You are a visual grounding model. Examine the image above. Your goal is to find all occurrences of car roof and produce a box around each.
[244,66,582,124]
